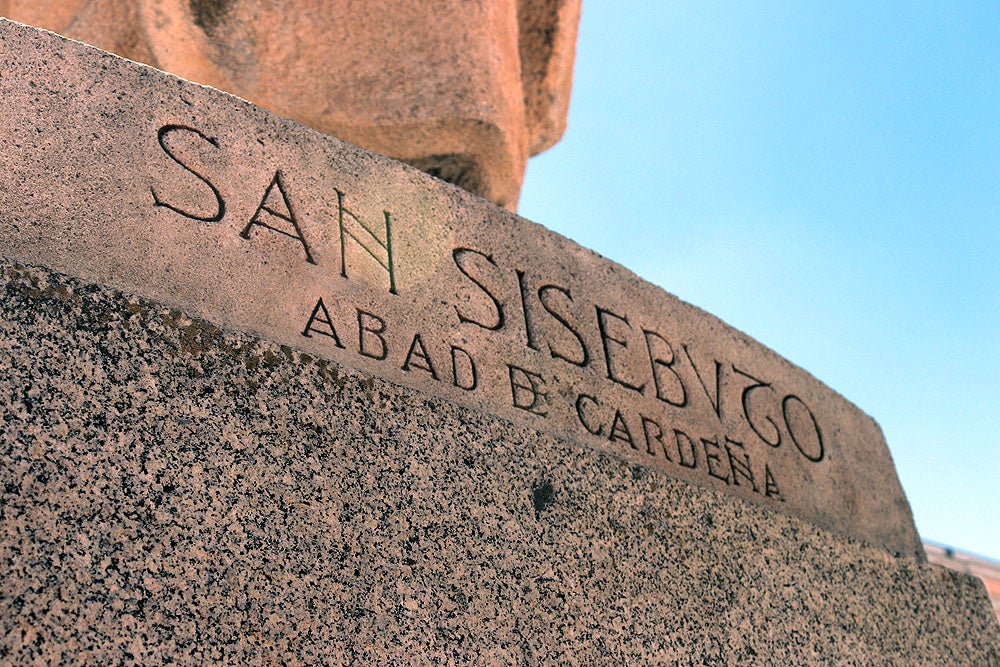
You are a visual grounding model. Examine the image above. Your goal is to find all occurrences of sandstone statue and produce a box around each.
[0,0,580,210]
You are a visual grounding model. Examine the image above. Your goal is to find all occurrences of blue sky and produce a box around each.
[520,2,999,560]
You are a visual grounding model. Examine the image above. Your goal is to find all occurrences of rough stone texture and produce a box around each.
[0,18,923,556]
[518,0,580,155]
[1,258,998,665]
[0,0,582,210]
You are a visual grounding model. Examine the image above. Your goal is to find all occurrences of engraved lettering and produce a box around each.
[702,437,729,483]
[641,415,670,460]
[151,124,225,222]
[725,437,759,492]
[357,309,388,360]
[450,345,478,391]
[732,365,782,448]
[508,365,548,416]
[683,344,723,421]
[596,307,645,393]
[452,248,505,330]
[643,329,687,408]
[516,269,540,351]
[538,284,589,368]
[783,394,824,462]
[674,429,698,469]
[575,393,604,435]
[764,464,784,501]
[240,170,316,264]
[401,333,438,379]
[337,190,396,294]
[301,297,344,348]
[609,410,635,449]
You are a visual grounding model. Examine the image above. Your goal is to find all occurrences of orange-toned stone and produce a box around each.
[0,0,581,210]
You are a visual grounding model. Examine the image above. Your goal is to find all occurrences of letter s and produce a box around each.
[151,124,225,222]
[452,247,505,331]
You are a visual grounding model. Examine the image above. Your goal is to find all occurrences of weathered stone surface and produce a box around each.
[0,18,920,556]
[1,259,998,664]
[0,0,582,210]
[518,0,580,155]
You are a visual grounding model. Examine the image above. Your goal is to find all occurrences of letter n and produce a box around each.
[337,189,397,294]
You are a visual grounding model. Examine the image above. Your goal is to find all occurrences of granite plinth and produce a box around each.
[0,19,922,556]
[2,259,998,664]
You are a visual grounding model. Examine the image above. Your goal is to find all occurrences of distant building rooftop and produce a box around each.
[924,541,1000,623]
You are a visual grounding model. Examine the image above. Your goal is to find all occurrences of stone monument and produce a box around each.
[0,15,997,664]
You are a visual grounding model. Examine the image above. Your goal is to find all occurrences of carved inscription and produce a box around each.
[150,127,397,293]
[439,253,826,500]
[240,170,316,264]
[149,122,826,503]
[150,125,225,222]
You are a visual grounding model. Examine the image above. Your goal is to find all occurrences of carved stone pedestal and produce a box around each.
[1,19,997,664]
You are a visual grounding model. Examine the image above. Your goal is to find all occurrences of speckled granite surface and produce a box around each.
[2,258,997,665]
